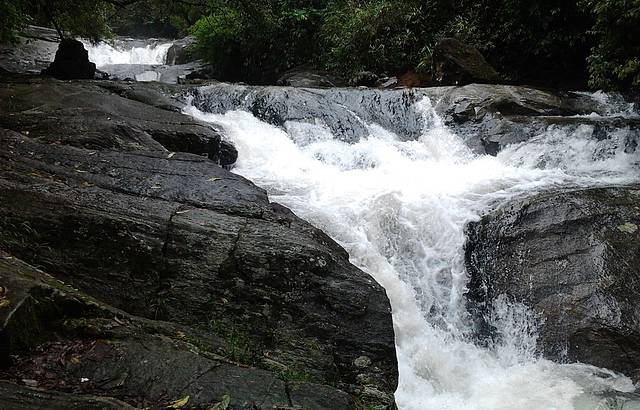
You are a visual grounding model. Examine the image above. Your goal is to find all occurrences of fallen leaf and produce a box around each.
[207,177,222,182]
[168,395,190,409]
[175,209,191,215]
[209,395,231,410]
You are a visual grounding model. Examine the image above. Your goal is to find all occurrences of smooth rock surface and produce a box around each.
[0,26,59,74]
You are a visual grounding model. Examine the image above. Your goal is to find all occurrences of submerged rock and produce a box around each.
[465,186,640,382]
[41,39,96,80]
[0,74,398,407]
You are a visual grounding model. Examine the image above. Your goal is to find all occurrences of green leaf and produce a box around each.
[167,395,190,409]
[209,394,231,410]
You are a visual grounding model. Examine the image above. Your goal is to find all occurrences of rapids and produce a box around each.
[184,85,639,410]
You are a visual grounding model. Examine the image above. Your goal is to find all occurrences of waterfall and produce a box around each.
[83,40,172,67]
[184,85,639,409]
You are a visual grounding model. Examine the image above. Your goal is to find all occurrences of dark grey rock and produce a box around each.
[0,77,236,166]
[0,76,398,407]
[0,251,357,409]
[0,381,134,410]
[191,83,431,143]
[432,84,639,155]
[276,67,346,88]
[432,38,500,86]
[350,71,379,87]
[465,186,640,382]
[41,39,95,80]
[0,26,59,74]
[165,36,196,65]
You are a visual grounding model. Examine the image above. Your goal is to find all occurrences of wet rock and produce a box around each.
[0,251,358,409]
[0,381,134,410]
[0,76,398,406]
[191,83,429,143]
[165,36,196,65]
[431,38,500,86]
[98,61,210,85]
[465,186,640,382]
[350,71,379,87]
[431,84,639,155]
[397,69,431,88]
[377,76,399,88]
[0,76,236,166]
[277,67,346,88]
[0,26,59,74]
[41,39,96,80]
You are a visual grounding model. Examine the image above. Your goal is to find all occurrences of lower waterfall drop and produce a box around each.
[184,91,639,410]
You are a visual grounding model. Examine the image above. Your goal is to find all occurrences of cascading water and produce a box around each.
[184,85,639,409]
[83,40,172,66]
[82,39,192,83]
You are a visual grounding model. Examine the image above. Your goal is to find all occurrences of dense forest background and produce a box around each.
[1,0,639,90]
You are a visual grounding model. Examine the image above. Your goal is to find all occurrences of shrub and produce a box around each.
[585,0,640,90]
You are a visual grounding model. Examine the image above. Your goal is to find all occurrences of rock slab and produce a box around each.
[466,186,640,382]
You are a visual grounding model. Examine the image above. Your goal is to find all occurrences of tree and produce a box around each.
[0,0,30,43]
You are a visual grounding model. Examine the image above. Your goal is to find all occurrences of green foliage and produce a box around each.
[207,318,263,365]
[0,0,30,43]
[190,1,323,84]
[107,0,207,38]
[278,367,313,382]
[320,0,454,75]
[3,0,639,90]
[26,0,115,42]
[454,0,592,87]
[585,0,640,90]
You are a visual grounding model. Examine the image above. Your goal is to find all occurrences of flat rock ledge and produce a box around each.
[0,73,398,409]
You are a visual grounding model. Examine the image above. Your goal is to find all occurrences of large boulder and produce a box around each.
[165,36,197,65]
[431,38,500,86]
[0,74,398,407]
[0,76,237,167]
[430,83,639,156]
[277,67,347,88]
[465,186,640,382]
[41,39,96,80]
[0,251,357,409]
[0,26,60,74]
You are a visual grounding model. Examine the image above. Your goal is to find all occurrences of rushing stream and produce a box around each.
[182,84,639,410]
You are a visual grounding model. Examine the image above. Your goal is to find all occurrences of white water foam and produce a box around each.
[83,41,172,67]
[184,95,639,410]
